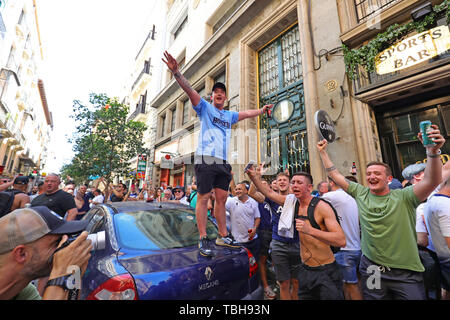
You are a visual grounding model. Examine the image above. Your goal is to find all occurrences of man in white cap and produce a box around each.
[0,206,92,300]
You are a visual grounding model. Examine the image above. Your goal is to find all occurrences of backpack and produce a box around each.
[295,196,342,254]
[0,189,24,218]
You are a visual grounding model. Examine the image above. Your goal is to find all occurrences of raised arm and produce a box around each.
[317,139,349,192]
[238,105,272,121]
[413,124,445,202]
[163,51,201,106]
[246,164,286,206]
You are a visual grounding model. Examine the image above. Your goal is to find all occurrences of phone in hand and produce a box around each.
[244,160,256,172]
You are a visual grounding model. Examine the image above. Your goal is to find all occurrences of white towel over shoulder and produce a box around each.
[278,194,297,238]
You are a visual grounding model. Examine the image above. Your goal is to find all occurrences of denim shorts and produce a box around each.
[334,250,361,284]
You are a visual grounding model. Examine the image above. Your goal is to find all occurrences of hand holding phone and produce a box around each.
[244,160,256,173]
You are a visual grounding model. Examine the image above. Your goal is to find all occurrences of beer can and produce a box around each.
[419,121,435,147]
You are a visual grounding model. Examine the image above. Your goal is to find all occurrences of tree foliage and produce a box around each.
[63,93,147,187]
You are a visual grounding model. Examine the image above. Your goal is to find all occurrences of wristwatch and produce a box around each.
[45,275,73,291]
[426,149,441,158]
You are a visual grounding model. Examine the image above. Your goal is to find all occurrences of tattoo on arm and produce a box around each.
[174,71,193,92]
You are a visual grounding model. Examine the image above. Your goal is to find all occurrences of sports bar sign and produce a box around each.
[376,25,450,75]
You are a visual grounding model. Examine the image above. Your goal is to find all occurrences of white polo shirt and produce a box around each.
[225,196,260,243]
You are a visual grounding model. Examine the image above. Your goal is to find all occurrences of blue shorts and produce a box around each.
[334,250,361,284]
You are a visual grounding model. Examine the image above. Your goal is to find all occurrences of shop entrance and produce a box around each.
[376,94,450,180]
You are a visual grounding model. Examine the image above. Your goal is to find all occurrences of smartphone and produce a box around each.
[244,160,256,172]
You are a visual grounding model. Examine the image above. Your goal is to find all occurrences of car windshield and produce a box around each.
[114,209,219,250]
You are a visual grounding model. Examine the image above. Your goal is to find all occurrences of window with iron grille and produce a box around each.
[258,26,302,98]
[354,0,399,23]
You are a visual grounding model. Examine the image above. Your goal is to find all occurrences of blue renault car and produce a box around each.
[80,201,261,300]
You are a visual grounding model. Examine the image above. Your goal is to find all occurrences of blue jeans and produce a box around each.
[334,250,361,284]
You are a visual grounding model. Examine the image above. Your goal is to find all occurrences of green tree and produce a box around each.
[66,93,147,197]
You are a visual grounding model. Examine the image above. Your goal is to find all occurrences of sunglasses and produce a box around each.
[174,190,182,193]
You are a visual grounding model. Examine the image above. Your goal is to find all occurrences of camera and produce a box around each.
[60,231,106,252]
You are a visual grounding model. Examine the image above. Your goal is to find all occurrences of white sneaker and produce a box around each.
[264,286,276,300]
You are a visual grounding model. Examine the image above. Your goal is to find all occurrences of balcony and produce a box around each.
[127,101,147,122]
[131,62,152,98]
[354,0,400,23]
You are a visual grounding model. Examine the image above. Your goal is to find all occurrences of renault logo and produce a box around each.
[205,267,213,281]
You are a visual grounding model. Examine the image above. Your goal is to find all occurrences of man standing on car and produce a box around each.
[162,51,272,257]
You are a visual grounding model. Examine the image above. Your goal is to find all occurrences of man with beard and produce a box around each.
[0,206,92,300]
[316,124,445,300]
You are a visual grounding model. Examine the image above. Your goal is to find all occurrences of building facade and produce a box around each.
[129,0,448,188]
[0,0,53,178]
[337,0,449,179]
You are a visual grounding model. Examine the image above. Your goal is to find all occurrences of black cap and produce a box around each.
[14,176,30,185]
[173,185,185,192]
[212,82,226,94]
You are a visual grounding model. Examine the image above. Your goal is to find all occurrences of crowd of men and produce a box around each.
[0,49,448,301]
[0,136,449,300]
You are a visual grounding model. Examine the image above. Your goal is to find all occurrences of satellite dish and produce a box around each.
[314,110,336,143]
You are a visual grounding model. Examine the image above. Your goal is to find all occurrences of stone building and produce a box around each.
[128,0,449,187]
[0,0,53,178]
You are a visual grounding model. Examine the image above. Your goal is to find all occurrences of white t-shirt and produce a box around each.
[322,189,361,251]
[225,196,260,243]
[415,203,435,251]
[90,194,105,208]
[424,194,450,265]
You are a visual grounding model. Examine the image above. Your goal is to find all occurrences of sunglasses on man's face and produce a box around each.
[1,180,9,183]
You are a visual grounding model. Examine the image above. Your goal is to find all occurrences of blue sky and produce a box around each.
[36,0,157,172]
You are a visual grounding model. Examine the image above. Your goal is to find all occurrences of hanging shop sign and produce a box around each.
[136,154,147,179]
[376,25,450,75]
[314,110,336,143]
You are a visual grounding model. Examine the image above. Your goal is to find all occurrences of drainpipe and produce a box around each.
[296,0,322,179]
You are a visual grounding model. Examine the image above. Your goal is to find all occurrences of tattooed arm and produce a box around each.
[163,51,201,106]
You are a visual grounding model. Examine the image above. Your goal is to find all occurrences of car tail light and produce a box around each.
[87,274,138,300]
[244,248,258,278]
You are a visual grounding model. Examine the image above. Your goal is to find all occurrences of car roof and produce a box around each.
[106,201,192,213]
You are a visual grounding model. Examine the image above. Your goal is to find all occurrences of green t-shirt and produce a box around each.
[12,283,42,300]
[347,182,424,272]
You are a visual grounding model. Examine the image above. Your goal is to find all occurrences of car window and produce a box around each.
[114,209,219,250]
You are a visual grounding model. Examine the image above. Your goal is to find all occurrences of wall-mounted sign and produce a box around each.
[314,110,336,143]
[376,25,450,75]
[160,156,174,169]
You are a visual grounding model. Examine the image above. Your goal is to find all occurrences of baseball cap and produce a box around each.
[212,82,226,94]
[402,163,426,181]
[0,206,89,254]
[14,176,29,185]
[173,185,184,192]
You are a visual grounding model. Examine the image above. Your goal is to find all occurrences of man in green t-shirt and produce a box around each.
[316,124,445,300]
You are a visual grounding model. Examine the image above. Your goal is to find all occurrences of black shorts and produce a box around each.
[194,156,232,194]
[297,261,344,300]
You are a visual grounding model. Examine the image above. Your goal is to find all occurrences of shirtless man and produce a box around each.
[246,164,346,300]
